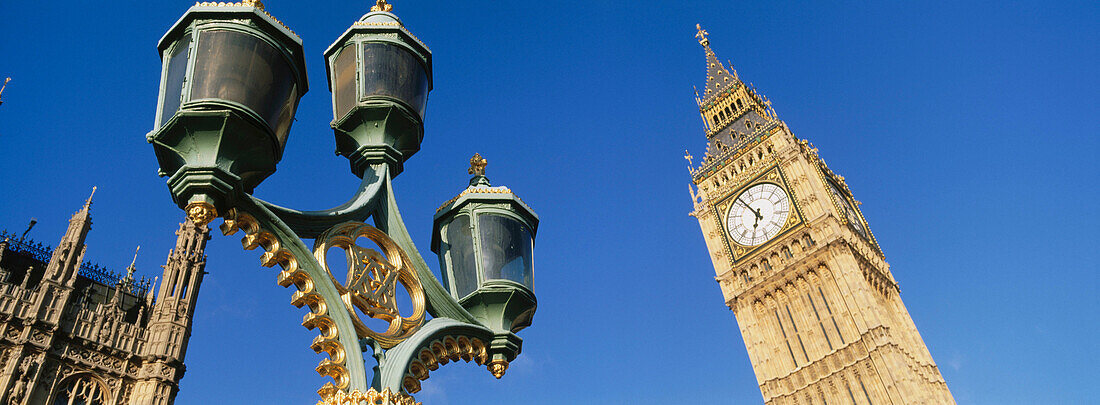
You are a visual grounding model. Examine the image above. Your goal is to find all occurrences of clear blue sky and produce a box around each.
[1,1,1098,403]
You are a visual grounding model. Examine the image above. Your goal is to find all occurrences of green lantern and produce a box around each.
[432,154,539,335]
[324,6,432,178]
[147,1,308,224]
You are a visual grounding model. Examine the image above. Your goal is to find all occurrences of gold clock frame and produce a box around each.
[712,165,805,264]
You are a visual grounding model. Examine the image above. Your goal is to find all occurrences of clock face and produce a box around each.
[726,183,791,246]
[827,181,868,238]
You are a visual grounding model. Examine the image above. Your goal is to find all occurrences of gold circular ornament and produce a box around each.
[314,222,426,349]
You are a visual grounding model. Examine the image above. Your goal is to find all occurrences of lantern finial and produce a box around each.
[241,0,264,10]
[467,153,490,187]
[468,153,487,176]
[371,0,393,12]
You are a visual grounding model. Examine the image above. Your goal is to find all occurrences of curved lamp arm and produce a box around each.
[377,318,495,393]
[372,171,481,325]
[256,164,388,238]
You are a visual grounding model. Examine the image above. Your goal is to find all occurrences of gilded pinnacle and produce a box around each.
[371,0,393,12]
[468,153,487,176]
[695,23,709,46]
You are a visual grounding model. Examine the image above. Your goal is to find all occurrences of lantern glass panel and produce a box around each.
[360,42,428,116]
[332,44,358,120]
[190,30,298,145]
[477,214,533,289]
[445,215,479,298]
[159,34,191,127]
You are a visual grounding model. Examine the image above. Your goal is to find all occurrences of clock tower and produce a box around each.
[687,25,955,404]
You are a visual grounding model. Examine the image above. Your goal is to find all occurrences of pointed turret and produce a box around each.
[119,246,139,292]
[146,276,158,306]
[145,218,210,360]
[43,187,96,284]
[0,77,10,108]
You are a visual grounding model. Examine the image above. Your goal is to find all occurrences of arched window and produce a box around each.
[762,260,771,272]
[782,247,793,259]
[737,99,744,109]
[713,115,719,124]
[804,234,816,247]
[53,374,107,405]
[724,106,732,117]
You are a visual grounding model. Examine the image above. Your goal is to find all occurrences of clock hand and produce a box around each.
[739,198,764,220]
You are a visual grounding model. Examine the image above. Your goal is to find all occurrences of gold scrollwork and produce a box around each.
[316,388,418,405]
[402,336,491,394]
[314,222,426,349]
[220,209,349,394]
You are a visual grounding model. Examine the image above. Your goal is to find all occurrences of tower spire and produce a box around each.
[44,190,96,284]
[696,23,737,101]
[691,25,778,157]
[0,77,10,107]
[83,186,97,211]
[125,246,139,278]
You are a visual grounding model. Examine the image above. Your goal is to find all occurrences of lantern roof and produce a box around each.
[156,1,308,95]
[323,5,433,93]
[431,154,539,253]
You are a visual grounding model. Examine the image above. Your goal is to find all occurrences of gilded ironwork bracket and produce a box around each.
[215,162,511,398]
[376,318,496,394]
[219,197,370,396]
[315,388,418,405]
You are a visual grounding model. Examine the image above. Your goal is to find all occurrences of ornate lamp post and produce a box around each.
[146,2,539,404]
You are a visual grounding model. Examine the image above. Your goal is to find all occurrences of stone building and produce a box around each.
[686,26,955,403]
[0,189,209,405]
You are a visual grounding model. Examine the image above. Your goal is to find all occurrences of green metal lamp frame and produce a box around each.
[148,3,534,401]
